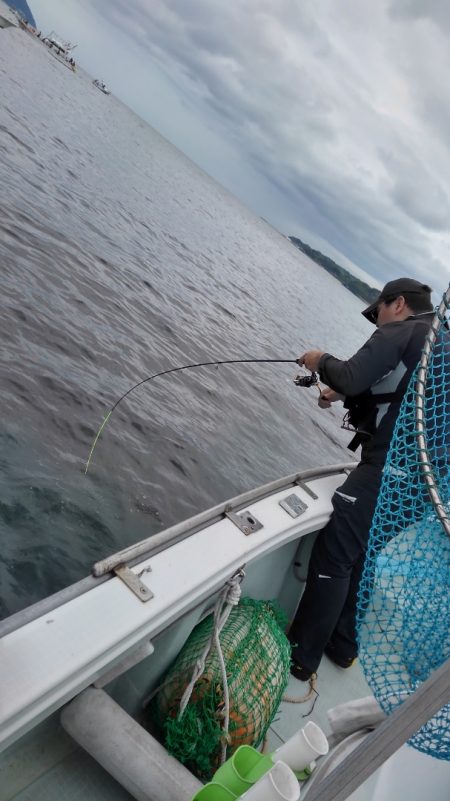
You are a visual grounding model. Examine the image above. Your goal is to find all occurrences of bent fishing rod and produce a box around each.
[85,358,320,473]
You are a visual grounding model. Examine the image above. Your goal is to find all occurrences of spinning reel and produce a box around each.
[293,371,319,388]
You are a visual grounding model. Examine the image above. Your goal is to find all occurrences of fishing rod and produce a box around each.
[84,358,319,473]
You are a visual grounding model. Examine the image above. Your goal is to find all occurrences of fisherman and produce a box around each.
[289,278,434,681]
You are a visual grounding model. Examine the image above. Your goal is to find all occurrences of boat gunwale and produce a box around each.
[0,462,355,639]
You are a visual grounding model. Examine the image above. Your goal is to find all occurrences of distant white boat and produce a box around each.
[93,78,110,95]
[42,30,77,71]
[43,30,76,55]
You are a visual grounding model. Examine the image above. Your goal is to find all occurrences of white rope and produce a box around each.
[283,673,317,704]
[178,568,245,764]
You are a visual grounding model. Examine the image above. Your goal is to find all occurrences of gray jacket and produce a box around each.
[318,312,435,465]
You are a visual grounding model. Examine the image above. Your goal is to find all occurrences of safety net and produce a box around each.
[150,597,291,779]
[357,284,450,760]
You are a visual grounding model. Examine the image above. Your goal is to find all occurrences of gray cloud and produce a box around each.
[32,0,450,289]
[389,0,450,29]
[391,175,450,231]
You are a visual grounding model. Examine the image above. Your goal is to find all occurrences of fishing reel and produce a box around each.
[294,371,319,388]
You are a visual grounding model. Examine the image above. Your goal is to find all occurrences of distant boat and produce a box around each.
[42,30,77,71]
[43,30,76,56]
[93,78,110,95]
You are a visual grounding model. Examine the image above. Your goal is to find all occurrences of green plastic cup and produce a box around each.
[191,781,237,801]
[213,745,274,795]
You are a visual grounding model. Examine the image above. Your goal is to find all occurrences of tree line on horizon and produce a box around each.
[289,236,379,305]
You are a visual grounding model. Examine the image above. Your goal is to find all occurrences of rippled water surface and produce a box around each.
[0,29,373,618]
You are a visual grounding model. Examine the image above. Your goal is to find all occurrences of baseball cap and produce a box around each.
[362,278,433,324]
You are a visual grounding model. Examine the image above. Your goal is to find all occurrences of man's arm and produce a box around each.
[299,324,407,397]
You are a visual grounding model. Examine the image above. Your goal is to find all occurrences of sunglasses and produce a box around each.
[368,295,398,324]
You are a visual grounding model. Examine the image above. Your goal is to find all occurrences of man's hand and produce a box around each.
[297,349,325,372]
[318,387,345,409]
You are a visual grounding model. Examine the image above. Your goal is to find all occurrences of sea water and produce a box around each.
[0,28,372,617]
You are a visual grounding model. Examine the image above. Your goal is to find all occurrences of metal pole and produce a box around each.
[415,284,450,537]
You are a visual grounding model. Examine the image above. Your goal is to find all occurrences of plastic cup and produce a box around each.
[272,722,329,772]
[240,761,300,801]
[191,781,237,801]
[213,745,273,795]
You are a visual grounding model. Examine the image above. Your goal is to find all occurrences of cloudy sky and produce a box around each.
[31,0,450,290]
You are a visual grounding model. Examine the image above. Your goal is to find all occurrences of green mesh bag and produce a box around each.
[151,597,291,779]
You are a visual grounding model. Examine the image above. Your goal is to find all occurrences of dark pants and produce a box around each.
[289,461,384,673]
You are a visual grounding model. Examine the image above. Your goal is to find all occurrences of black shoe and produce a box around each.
[290,660,314,682]
[324,643,356,669]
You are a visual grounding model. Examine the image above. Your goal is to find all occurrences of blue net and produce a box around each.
[357,286,450,760]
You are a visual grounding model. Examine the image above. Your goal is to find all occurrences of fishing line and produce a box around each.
[85,358,317,473]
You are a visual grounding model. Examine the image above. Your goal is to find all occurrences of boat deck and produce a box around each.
[7,654,376,801]
[1,464,385,801]
[269,656,376,800]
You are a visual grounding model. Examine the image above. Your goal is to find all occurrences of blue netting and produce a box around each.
[357,286,450,760]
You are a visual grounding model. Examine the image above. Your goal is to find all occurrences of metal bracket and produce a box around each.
[295,479,318,500]
[279,493,308,518]
[225,508,263,535]
[114,564,154,602]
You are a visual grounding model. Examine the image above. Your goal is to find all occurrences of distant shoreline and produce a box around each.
[289,236,379,305]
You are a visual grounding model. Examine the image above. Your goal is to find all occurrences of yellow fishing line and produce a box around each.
[85,410,112,473]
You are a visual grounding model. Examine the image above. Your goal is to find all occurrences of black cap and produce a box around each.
[362,278,433,324]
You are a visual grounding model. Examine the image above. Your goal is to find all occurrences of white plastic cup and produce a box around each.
[240,761,300,801]
[272,722,329,772]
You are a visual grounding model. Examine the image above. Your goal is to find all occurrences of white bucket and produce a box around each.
[272,722,329,772]
[240,760,300,801]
